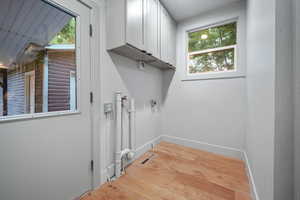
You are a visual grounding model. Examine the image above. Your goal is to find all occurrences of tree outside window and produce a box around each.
[50,18,76,45]
[187,22,237,74]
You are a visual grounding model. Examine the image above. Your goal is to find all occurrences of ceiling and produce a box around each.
[0,0,71,67]
[160,0,241,22]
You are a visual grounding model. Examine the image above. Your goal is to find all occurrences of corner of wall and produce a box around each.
[242,152,260,200]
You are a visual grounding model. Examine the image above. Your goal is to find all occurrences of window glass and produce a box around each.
[0,0,77,118]
[189,48,235,74]
[188,22,237,74]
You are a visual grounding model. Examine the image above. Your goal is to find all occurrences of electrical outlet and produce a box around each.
[104,103,113,114]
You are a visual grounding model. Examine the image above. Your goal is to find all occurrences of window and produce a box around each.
[0,0,77,119]
[25,71,36,114]
[187,22,238,78]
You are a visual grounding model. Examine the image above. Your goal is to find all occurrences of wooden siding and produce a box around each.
[34,59,44,113]
[6,59,44,116]
[1,51,75,116]
[7,69,25,115]
[48,51,76,112]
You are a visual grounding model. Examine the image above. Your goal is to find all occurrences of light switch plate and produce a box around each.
[104,103,113,113]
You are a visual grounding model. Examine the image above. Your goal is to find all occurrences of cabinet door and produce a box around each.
[145,0,159,58]
[126,0,144,50]
[160,4,168,63]
[166,13,172,65]
[160,4,176,66]
[170,20,176,66]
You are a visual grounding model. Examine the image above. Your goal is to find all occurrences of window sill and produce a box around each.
[181,73,246,81]
[0,110,81,124]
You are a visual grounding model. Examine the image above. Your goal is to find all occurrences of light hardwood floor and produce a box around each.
[82,142,252,200]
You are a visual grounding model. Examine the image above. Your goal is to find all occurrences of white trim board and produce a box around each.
[241,152,260,200]
[134,136,163,159]
[161,135,244,159]
[42,54,48,113]
[161,135,259,200]
[100,136,162,184]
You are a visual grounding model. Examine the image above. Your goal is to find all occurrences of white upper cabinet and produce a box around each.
[126,0,144,50]
[144,0,160,59]
[160,4,168,63]
[107,0,176,70]
[160,4,176,66]
[170,19,177,66]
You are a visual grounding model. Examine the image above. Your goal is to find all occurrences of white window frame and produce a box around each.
[183,18,245,81]
[43,53,49,113]
[24,71,36,114]
[0,0,82,122]
[187,45,237,76]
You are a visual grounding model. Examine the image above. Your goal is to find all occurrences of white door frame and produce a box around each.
[77,0,102,189]
[24,71,35,114]
[86,0,102,189]
[85,0,107,186]
[46,0,101,190]
[72,0,102,189]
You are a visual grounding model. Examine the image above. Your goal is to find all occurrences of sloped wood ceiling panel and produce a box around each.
[0,0,71,67]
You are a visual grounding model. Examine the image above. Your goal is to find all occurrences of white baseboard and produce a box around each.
[241,151,260,200]
[134,135,163,158]
[100,135,162,183]
[161,135,244,160]
[161,135,259,200]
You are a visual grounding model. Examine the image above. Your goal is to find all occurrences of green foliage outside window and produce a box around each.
[188,22,236,52]
[50,18,76,45]
[189,48,235,73]
[188,22,237,74]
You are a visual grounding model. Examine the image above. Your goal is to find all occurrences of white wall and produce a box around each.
[274,0,294,199]
[245,0,276,199]
[0,1,165,199]
[100,53,163,163]
[0,1,97,199]
[98,0,163,181]
[162,2,247,150]
[293,0,300,198]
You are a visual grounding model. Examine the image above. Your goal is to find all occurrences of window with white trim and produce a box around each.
[187,22,237,75]
[0,0,77,118]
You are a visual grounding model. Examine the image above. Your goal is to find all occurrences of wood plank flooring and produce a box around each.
[82,142,252,200]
